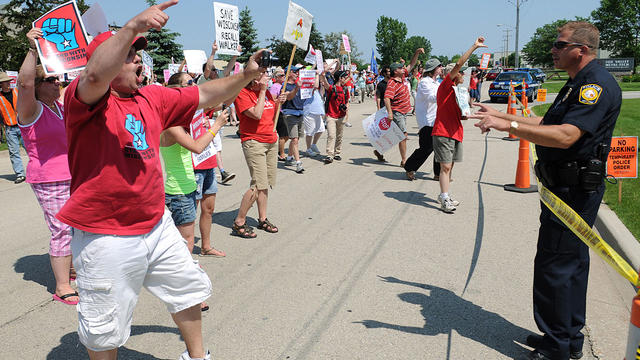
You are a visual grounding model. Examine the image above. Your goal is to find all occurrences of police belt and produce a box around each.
[534,159,605,191]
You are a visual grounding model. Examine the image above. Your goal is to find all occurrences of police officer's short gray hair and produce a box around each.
[558,21,599,55]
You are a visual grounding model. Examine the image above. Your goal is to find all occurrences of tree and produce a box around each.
[433,55,450,65]
[468,54,480,67]
[144,0,183,74]
[592,0,640,74]
[0,0,90,70]
[375,16,407,65]
[402,35,431,64]
[522,19,579,68]
[236,6,259,64]
[323,30,362,62]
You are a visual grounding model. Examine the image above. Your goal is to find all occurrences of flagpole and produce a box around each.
[273,44,297,132]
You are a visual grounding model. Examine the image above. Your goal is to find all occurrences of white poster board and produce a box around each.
[315,50,324,73]
[183,50,207,74]
[81,2,108,37]
[213,2,240,56]
[282,1,313,50]
[304,45,316,64]
[342,34,351,53]
[479,53,491,70]
[362,108,405,154]
[299,69,315,99]
[453,86,471,116]
[140,50,153,78]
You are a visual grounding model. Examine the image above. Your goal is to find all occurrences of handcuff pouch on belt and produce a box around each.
[535,159,605,192]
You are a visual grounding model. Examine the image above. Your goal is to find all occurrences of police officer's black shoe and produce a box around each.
[526,335,583,359]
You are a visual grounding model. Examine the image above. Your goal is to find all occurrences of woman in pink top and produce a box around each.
[17,28,76,305]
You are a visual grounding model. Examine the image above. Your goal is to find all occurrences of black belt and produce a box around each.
[534,160,605,191]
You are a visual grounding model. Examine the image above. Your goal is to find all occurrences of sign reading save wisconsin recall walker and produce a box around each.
[213,2,240,56]
[33,1,90,75]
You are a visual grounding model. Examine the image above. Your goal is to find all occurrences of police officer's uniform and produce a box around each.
[533,59,621,359]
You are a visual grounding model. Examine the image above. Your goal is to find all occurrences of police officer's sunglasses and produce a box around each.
[552,41,593,49]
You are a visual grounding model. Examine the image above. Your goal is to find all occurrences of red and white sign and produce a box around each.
[304,44,317,64]
[299,69,315,99]
[190,110,216,167]
[362,108,405,154]
[479,53,491,69]
[608,136,637,179]
[6,71,18,88]
[32,1,90,75]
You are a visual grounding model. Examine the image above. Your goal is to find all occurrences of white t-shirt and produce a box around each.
[414,76,439,128]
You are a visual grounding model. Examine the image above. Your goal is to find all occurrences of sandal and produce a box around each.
[200,247,226,257]
[373,150,386,162]
[231,222,257,238]
[257,218,278,233]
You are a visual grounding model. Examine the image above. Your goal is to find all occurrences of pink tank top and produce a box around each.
[19,101,71,183]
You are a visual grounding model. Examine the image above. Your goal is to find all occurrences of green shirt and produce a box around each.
[160,143,197,195]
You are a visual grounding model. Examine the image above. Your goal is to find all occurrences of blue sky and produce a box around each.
[4,0,601,60]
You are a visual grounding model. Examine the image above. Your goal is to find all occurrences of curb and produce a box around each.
[595,202,640,273]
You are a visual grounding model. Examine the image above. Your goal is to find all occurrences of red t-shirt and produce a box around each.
[57,79,199,235]
[325,84,350,119]
[384,77,412,114]
[234,88,278,144]
[432,74,464,142]
[469,76,478,90]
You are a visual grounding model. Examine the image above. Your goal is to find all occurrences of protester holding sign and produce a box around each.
[233,72,286,238]
[302,73,325,157]
[319,70,350,164]
[56,1,267,359]
[15,27,75,305]
[432,36,486,213]
[471,22,620,360]
[281,65,306,173]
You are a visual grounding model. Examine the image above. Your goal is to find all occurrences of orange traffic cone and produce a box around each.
[505,88,537,193]
[503,81,519,141]
[624,294,640,360]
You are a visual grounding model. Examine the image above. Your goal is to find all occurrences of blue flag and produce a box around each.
[370,49,378,74]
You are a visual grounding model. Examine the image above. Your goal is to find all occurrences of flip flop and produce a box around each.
[53,292,79,305]
[199,248,226,258]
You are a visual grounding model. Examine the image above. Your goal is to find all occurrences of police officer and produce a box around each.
[471,21,621,360]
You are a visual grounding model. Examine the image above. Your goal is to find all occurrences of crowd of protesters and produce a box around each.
[0,2,500,359]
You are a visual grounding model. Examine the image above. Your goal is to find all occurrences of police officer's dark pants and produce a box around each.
[404,125,440,174]
[533,184,604,359]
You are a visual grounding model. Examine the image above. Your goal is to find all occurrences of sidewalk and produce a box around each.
[0,95,634,359]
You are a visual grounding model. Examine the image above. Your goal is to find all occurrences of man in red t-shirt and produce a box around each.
[432,36,486,213]
[56,2,266,359]
[384,63,412,166]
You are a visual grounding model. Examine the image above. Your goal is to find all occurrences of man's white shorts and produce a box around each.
[71,209,212,352]
[303,114,326,137]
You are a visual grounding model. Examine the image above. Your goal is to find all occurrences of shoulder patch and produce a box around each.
[579,84,602,105]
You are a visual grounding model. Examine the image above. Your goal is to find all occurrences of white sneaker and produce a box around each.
[450,197,460,207]
[311,144,320,154]
[306,148,317,157]
[295,161,305,173]
[344,122,353,127]
[179,350,211,360]
[439,195,456,213]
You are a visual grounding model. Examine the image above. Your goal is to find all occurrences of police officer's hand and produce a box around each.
[469,114,509,134]
[472,102,501,117]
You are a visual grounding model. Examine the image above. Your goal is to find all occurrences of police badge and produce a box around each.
[579,84,602,105]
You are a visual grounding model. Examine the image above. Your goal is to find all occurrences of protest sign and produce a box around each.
[304,45,317,64]
[351,64,357,72]
[184,50,207,74]
[190,110,216,167]
[168,63,182,76]
[213,2,240,56]
[608,136,638,179]
[315,50,324,73]
[342,34,351,53]
[81,2,108,37]
[234,62,242,75]
[282,1,313,50]
[163,69,171,83]
[479,53,491,69]
[33,1,91,75]
[65,69,81,81]
[140,50,153,78]
[453,85,471,116]
[362,108,405,154]
[6,71,18,89]
[299,69,315,99]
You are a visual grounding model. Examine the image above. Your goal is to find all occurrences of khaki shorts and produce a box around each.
[242,140,277,190]
[433,135,463,163]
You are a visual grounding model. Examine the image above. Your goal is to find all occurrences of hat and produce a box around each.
[285,65,301,72]
[390,63,403,71]
[0,72,11,83]
[87,31,147,60]
[423,58,442,72]
[444,63,468,74]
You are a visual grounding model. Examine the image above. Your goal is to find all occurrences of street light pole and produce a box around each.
[515,0,520,68]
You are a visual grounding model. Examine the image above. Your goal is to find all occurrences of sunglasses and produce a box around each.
[42,76,59,83]
[552,41,593,49]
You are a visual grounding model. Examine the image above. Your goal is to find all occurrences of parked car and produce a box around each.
[485,68,502,80]
[488,71,540,103]
[517,68,547,83]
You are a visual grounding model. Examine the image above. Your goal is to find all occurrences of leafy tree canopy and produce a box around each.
[592,0,640,73]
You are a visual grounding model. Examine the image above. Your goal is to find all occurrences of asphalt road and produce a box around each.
[0,89,634,359]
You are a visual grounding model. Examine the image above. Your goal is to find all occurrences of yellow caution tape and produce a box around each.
[523,106,640,288]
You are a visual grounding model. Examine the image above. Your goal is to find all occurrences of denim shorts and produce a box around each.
[165,191,197,225]
[194,168,218,200]
[392,111,407,133]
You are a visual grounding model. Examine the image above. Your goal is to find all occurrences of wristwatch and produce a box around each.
[510,121,519,135]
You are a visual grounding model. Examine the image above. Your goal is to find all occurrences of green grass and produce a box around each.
[541,80,640,94]
[532,99,640,240]
[0,143,6,151]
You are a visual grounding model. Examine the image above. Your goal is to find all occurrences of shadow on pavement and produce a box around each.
[355,276,533,359]
[382,191,440,211]
[349,142,373,147]
[47,325,181,359]
[0,173,18,182]
[14,253,56,294]
[350,157,395,167]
